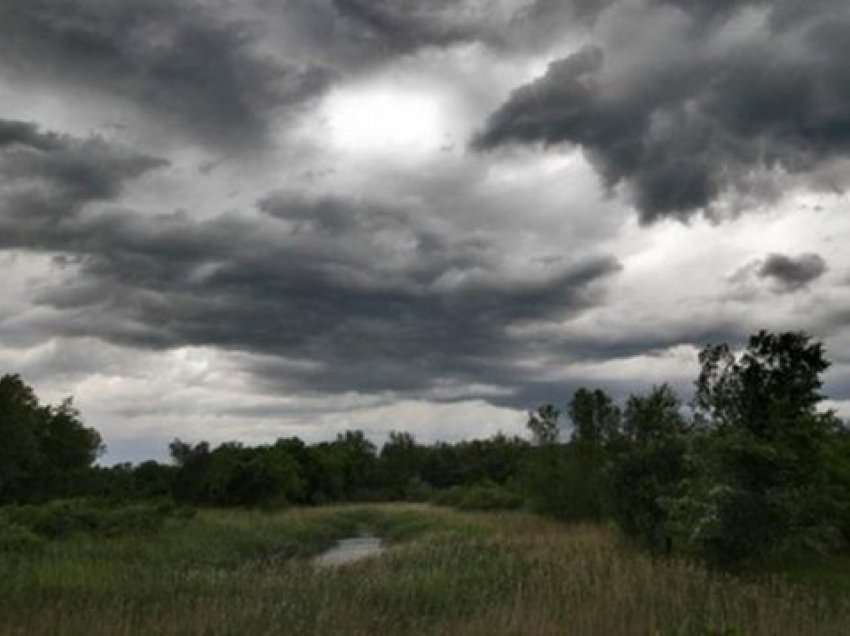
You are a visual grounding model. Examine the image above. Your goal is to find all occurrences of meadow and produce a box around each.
[2,504,850,636]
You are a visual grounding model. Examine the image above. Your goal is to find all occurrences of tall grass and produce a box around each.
[1,504,848,635]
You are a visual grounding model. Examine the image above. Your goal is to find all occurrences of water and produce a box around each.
[313,535,384,567]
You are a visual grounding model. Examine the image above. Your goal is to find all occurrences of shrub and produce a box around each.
[432,482,523,511]
[0,518,45,554]
[1,498,192,540]
[3,499,101,539]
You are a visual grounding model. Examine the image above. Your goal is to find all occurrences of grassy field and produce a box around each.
[2,504,850,635]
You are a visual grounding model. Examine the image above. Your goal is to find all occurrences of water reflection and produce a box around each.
[313,536,384,567]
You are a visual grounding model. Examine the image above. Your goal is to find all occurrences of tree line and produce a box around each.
[2,329,849,566]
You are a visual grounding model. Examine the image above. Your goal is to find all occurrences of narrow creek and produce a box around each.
[312,535,385,567]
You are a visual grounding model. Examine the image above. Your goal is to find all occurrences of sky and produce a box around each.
[2,0,850,464]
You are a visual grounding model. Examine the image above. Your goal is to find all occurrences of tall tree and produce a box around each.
[527,404,560,446]
[0,374,103,502]
[686,331,845,563]
[0,374,42,502]
[609,384,690,550]
[568,388,622,450]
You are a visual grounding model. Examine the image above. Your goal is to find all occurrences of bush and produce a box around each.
[523,446,611,522]
[403,477,434,502]
[432,482,523,511]
[0,518,45,554]
[1,498,193,540]
[3,499,101,539]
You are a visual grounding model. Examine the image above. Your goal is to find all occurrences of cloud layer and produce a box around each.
[0,120,622,409]
[1,0,849,461]
[0,0,334,149]
[475,0,850,221]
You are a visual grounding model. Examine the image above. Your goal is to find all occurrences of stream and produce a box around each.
[313,535,385,567]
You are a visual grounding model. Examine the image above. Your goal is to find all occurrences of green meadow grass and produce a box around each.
[1,504,849,635]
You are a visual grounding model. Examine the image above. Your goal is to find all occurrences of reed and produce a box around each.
[1,504,847,635]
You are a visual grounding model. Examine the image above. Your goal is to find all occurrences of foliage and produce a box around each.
[431,481,523,511]
[2,328,849,572]
[2,505,850,635]
[0,498,191,540]
[0,374,103,504]
[527,404,560,446]
[0,517,45,554]
[675,331,848,564]
[522,331,850,566]
[522,443,610,521]
[608,384,691,551]
[568,387,622,449]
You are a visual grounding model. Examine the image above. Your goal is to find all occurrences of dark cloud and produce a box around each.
[5,0,849,427]
[653,0,760,21]
[259,0,625,72]
[329,0,490,53]
[0,128,622,407]
[258,0,510,72]
[473,0,850,222]
[0,0,334,149]
[0,119,62,151]
[509,0,617,39]
[0,118,167,227]
[757,253,828,292]
[657,0,846,31]
[728,251,828,295]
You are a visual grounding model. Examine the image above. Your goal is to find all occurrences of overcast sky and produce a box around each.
[2,0,850,463]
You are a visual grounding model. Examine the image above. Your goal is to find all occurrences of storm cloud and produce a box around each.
[0,118,167,227]
[0,123,622,407]
[474,0,850,222]
[0,0,334,149]
[757,253,828,292]
[2,0,849,460]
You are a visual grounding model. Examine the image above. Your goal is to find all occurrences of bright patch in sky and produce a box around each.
[324,87,444,157]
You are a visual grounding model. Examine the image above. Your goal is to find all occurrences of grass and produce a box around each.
[1,503,849,635]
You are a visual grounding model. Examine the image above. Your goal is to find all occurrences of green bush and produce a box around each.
[1,498,193,540]
[432,482,523,511]
[3,499,100,539]
[0,518,45,554]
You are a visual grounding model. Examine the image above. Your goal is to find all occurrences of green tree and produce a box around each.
[568,388,621,450]
[334,430,379,499]
[380,431,424,499]
[36,398,104,498]
[0,374,42,502]
[0,375,103,503]
[527,404,560,446]
[685,331,845,563]
[169,439,212,503]
[609,384,690,551]
[524,398,608,521]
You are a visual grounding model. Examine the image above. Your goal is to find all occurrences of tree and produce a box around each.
[0,374,103,503]
[527,404,560,446]
[334,430,379,499]
[684,331,846,563]
[695,330,829,435]
[609,385,690,551]
[380,431,424,499]
[524,399,604,521]
[36,398,104,497]
[568,388,621,450]
[169,439,212,503]
[0,374,42,502]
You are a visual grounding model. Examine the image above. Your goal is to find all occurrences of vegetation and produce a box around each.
[2,329,850,632]
[2,504,850,635]
[430,481,524,511]
[0,374,103,503]
[0,498,193,544]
